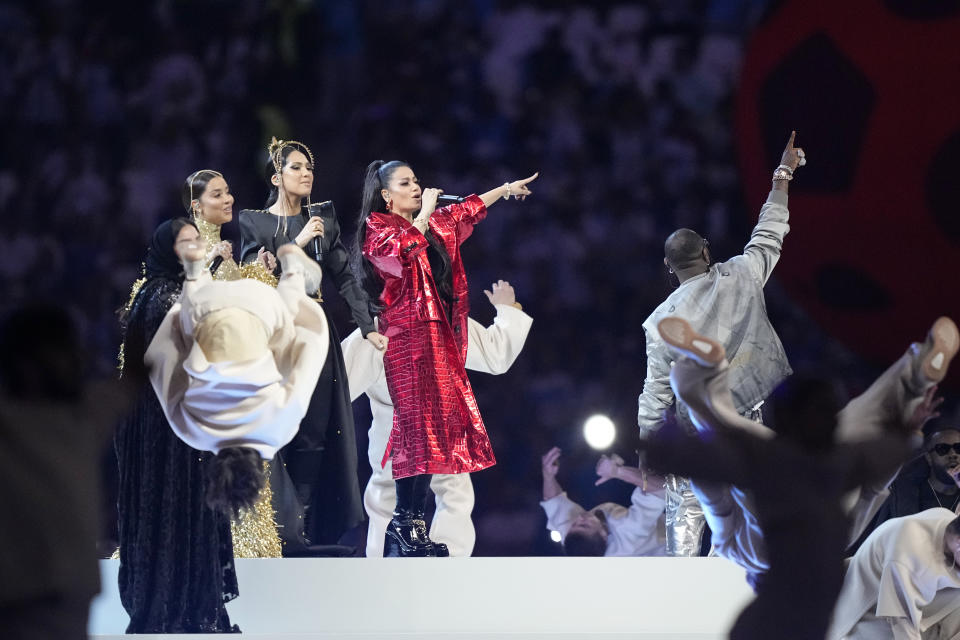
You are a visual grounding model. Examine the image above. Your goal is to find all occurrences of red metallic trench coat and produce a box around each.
[362,195,496,478]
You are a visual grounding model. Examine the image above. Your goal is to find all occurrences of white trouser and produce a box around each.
[364,459,476,557]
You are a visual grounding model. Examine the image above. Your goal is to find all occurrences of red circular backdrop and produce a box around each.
[736,0,960,372]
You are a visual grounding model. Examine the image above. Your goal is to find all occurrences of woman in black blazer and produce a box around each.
[239,138,386,551]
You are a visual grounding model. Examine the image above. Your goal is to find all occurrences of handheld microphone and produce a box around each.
[436,194,466,205]
[209,255,224,274]
[312,228,322,264]
[305,200,335,263]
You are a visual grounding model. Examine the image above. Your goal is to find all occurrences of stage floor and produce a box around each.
[90,557,754,639]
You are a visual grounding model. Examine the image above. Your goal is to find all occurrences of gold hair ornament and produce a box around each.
[268,136,315,175]
[266,136,316,232]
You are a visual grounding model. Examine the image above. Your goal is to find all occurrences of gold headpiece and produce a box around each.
[187,169,224,217]
[267,137,316,232]
[268,136,315,175]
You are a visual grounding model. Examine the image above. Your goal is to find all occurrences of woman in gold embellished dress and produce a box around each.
[183,169,283,558]
[239,138,386,551]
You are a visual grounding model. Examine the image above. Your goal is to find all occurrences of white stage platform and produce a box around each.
[90,557,754,639]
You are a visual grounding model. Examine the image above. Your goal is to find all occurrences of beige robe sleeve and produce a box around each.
[464,304,533,375]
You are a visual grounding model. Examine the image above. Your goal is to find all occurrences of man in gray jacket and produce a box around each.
[637,131,804,556]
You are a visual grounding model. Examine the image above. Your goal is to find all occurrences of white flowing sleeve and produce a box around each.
[464,305,533,375]
[619,487,667,556]
[340,326,385,402]
[626,487,666,532]
[540,492,586,540]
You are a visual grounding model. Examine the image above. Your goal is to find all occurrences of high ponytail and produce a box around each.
[359,159,392,221]
[355,160,406,312]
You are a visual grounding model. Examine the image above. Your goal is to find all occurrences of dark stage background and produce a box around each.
[2,0,959,555]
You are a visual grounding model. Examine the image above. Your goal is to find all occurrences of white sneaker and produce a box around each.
[277,244,322,295]
[657,317,725,366]
[660,317,772,439]
[921,317,959,383]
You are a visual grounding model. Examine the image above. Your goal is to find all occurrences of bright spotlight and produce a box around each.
[550,530,563,543]
[583,414,615,450]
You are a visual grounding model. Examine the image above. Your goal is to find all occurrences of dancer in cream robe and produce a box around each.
[342,280,532,557]
[147,239,328,462]
[829,508,960,640]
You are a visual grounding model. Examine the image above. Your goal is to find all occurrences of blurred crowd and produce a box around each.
[0,0,946,556]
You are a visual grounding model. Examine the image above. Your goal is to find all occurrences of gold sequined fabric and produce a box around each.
[230,462,282,558]
[195,216,279,287]
[238,261,279,287]
[117,272,147,372]
[195,217,242,281]
[194,216,222,250]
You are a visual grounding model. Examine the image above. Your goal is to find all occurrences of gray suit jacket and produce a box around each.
[638,190,793,435]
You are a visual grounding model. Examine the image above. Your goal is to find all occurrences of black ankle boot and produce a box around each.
[384,508,436,557]
[389,474,448,557]
[410,474,449,556]
[410,515,449,556]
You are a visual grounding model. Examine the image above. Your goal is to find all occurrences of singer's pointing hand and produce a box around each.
[509,172,539,201]
[295,216,325,248]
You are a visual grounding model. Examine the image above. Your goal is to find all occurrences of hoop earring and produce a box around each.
[386,199,393,213]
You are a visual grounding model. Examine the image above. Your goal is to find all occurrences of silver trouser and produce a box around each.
[664,474,706,557]
[665,404,764,557]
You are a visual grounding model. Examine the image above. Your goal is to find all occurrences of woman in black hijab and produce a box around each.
[115,218,239,634]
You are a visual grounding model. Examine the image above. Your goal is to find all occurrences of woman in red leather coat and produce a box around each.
[357,160,537,556]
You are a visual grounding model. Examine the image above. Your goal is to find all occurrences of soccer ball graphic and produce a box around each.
[736,0,960,369]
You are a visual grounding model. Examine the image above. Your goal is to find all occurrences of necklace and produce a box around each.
[927,479,960,512]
